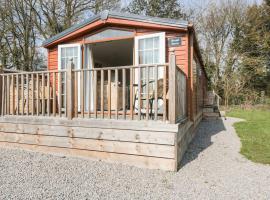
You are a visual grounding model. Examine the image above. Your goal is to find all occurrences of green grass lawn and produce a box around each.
[227,109,270,164]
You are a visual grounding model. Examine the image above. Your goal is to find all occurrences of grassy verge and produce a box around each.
[227,109,270,164]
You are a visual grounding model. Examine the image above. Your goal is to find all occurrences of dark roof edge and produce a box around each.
[43,10,189,47]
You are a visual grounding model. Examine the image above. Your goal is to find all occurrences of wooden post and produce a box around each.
[66,61,74,120]
[169,50,176,124]
[0,66,2,116]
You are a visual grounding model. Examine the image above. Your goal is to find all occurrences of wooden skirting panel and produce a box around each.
[0,115,202,171]
[0,116,178,171]
[175,112,203,170]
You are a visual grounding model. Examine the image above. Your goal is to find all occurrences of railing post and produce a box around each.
[66,61,74,120]
[0,66,3,116]
[169,50,176,123]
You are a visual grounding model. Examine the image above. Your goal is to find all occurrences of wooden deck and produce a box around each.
[0,112,202,171]
[0,116,177,170]
[0,53,202,171]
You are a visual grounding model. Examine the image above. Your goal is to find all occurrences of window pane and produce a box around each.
[141,68,146,80]
[154,37,159,49]
[61,48,66,57]
[73,57,78,68]
[139,51,144,64]
[145,50,153,64]
[145,38,153,50]
[73,47,78,56]
[153,49,159,63]
[139,39,145,51]
[65,58,70,67]
[66,47,73,57]
[61,58,65,69]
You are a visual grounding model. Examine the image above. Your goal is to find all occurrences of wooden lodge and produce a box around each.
[0,11,207,171]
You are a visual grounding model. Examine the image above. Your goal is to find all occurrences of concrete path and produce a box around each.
[0,117,269,200]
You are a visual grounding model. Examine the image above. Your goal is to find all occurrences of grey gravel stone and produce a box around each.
[0,117,269,200]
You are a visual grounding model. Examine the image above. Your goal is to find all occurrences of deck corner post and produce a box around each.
[169,50,176,124]
[67,61,74,120]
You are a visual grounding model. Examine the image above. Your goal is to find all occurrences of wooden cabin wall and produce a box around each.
[46,25,207,122]
[47,27,189,78]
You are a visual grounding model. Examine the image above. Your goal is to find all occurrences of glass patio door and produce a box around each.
[58,44,81,111]
[134,32,165,113]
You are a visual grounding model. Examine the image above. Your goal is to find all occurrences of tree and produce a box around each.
[231,0,270,96]
[195,0,247,93]
[0,0,38,71]
[127,0,186,19]
[0,0,121,70]
[32,0,121,39]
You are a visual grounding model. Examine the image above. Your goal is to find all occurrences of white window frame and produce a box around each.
[58,43,82,111]
[134,32,166,66]
[134,32,166,114]
[58,43,81,70]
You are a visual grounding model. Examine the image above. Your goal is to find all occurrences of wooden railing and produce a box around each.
[71,64,168,121]
[0,53,187,123]
[0,70,67,117]
[168,52,188,123]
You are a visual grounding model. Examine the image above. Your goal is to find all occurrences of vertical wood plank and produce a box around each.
[130,68,134,120]
[115,69,118,119]
[122,68,126,119]
[65,71,67,117]
[154,65,158,121]
[21,74,24,115]
[74,71,78,118]
[169,52,176,123]
[53,72,56,116]
[31,74,34,115]
[47,72,50,116]
[42,73,45,116]
[108,70,111,119]
[163,65,167,121]
[1,76,5,115]
[80,70,85,118]
[11,75,15,115]
[58,72,62,117]
[4,76,7,115]
[93,70,97,118]
[16,74,19,115]
[146,66,149,120]
[138,67,141,120]
[87,70,91,118]
[101,69,104,118]
[26,74,29,115]
[6,75,10,115]
[66,62,74,120]
[36,74,39,116]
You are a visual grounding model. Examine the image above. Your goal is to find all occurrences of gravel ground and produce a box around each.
[0,117,269,200]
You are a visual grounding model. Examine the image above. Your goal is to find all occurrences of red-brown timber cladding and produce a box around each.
[46,18,205,121]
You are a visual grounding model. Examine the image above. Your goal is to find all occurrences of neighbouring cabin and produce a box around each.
[0,11,207,171]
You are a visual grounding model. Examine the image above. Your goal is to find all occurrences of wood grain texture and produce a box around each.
[0,122,175,145]
[0,141,175,171]
[0,132,174,158]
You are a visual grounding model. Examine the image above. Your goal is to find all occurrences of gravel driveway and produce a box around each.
[0,117,269,200]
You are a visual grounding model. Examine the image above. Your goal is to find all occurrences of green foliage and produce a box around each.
[231,2,270,96]
[228,109,270,164]
[127,0,186,19]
